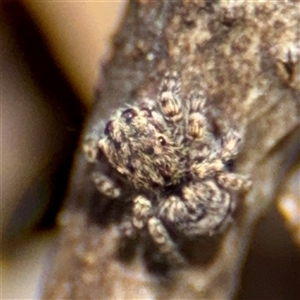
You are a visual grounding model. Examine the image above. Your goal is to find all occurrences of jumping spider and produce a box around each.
[91,72,251,262]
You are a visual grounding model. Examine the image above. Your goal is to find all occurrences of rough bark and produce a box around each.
[41,1,300,299]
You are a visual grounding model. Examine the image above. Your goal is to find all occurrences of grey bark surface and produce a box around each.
[41,1,300,299]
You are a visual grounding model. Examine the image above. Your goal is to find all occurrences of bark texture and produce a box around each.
[41,1,300,299]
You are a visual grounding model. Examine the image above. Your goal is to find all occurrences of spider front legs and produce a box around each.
[132,195,152,229]
[148,217,185,264]
[132,195,185,263]
[92,171,121,199]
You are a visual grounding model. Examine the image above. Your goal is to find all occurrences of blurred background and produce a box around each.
[1,1,126,298]
[1,1,299,299]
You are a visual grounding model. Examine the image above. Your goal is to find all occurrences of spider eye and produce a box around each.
[158,136,166,146]
[104,120,113,135]
[121,109,137,123]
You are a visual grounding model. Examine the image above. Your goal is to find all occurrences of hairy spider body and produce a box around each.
[90,72,251,261]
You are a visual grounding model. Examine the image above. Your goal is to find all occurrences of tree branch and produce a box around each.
[41,1,300,299]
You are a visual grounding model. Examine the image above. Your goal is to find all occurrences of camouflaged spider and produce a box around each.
[91,72,251,262]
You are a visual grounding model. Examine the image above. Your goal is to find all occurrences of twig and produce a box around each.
[41,1,300,299]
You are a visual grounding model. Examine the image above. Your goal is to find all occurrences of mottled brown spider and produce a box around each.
[90,72,251,262]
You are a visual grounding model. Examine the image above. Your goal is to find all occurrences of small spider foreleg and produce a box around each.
[191,159,224,179]
[159,73,183,123]
[91,171,121,199]
[82,136,99,162]
[120,217,138,238]
[187,112,207,140]
[158,195,188,223]
[188,90,206,113]
[221,130,242,161]
[132,195,152,229]
[148,217,185,264]
[217,173,252,191]
[186,91,208,139]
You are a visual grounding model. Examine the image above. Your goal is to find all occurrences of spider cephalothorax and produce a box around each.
[89,72,251,262]
[98,104,188,190]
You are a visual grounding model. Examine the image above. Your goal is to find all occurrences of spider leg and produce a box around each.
[120,217,137,238]
[82,135,99,162]
[148,217,185,264]
[158,72,183,123]
[91,171,121,199]
[120,195,152,238]
[191,158,224,179]
[132,195,152,229]
[217,173,252,191]
[221,130,242,161]
[186,90,208,140]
